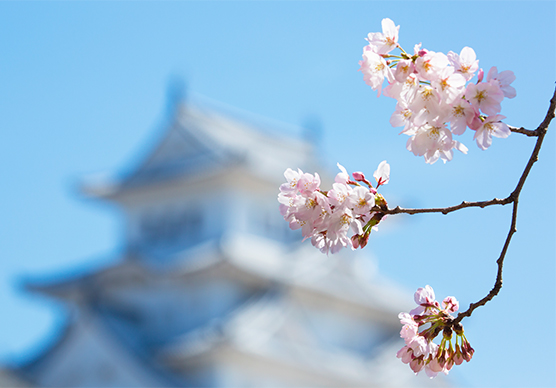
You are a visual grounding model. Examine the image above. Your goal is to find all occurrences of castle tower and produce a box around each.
[18,93,448,387]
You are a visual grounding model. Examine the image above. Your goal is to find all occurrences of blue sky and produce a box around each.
[0,1,554,387]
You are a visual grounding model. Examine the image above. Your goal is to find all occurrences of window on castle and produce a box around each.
[140,204,204,247]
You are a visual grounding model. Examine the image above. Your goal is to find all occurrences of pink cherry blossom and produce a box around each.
[279,163,390,255]
[390,100,414,131]
[348,186,375,215]
[442,296,459,313]
[406,122,467,164]
[447,99,477,135]
[396,346,414,364]
[398,312,417,326]
[359,48,394,96]
[414,50,449,82]
[408,85,442,126]
[383,73,419,103]
[414,285,436,305]
[327,182,352,209]
[296,171,321,195]
[432,66,466,104]
[465,81,504,116]
[447,47,479,81]
[397,286,473,378]
[394,59,415,83]
[365,18,400,55]
[473,114,510,150]
[335,163,350,184]
[487,66,516,99]
[400,322,419,343]
[373,160,390,186]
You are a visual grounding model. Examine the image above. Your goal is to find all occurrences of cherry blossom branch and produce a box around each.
[381,86,555,325]
[349,19,553,376]
[280,17,554,375]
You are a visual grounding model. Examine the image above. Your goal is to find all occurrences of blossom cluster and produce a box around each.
[359,18,516,163]
[397,285,474,378]
[278,161,390,254]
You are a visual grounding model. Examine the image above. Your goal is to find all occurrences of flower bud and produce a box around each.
[453,344,464,365]
[437,350,447,368]
[445,357,454,371]
[428,357,444,373]
[352,171,366,181]
[351,234,369,249]
[410,357,425,374]
[477,68,484,83]
[461,340,474,362]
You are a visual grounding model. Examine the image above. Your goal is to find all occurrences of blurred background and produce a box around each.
[0,1,554,387]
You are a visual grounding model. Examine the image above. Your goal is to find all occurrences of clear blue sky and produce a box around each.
[0,2,554,387]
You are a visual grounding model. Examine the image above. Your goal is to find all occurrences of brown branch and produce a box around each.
[375,86,555,325]
[509,125,538,137]
[382,197,513,216]
[452,85,556,324]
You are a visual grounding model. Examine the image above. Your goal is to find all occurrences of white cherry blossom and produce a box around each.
[447,47,479,81]
[487,66,516,99]
[473,114,510,150]
[365,18,400,55]
[359,48,394,96]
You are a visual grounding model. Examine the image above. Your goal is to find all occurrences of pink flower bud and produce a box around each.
[477,68,484,83]
[351,233,369,249]
[461,340,474,362]
[453,345,464,365]
[437,349,447,368]
[410,357,425,374]
[445,357,454,371]
[428,357,444,373]
[352,171,366,181]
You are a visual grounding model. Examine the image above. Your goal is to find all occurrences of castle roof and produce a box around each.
[80,96,322,201]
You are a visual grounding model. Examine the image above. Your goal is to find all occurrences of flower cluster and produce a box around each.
[397,286,474,378]
[359,18,516,163]
[278,161,390,254]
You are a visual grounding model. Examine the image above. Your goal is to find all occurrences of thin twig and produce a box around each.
[382,197,513,216]
[509,125,538,137]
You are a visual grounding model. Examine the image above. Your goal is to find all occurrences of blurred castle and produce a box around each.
[8,91,449,387]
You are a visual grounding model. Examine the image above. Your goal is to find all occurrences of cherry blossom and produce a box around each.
[397,285,474,378]
[365,17,400,55]
[373,160,390,187]
[466,81,504,116]
[278,162,390,254]
[277,18,529,378]
[487,66,516,99]
[447,99,476,135]
[359,48,394,96]
[358,18,515,161]
[414,50,449,82]
[447,47,479,81]
[472,114,511,150]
